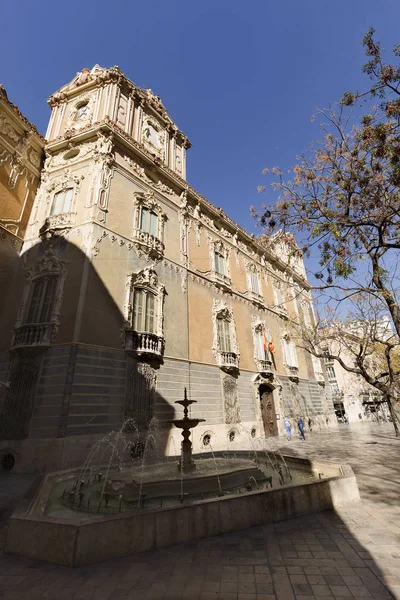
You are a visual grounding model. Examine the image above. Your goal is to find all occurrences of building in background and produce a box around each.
[0,66,336,472]
[323,318,395,423]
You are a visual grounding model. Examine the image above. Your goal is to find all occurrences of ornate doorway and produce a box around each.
[259,384,278,436]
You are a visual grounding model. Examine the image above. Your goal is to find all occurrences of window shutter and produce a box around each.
[224,320,232,352]
[290,342,299,367]
[149,212,158,236]
[40,277,57,322]
[63,188,73,213]
[146,293,156,333]
[52,191,65,216]
[133,290,144,331]
[215,252,224,274]
[140,208,149,232]
[255,329,263,359]
[25,279,45,323]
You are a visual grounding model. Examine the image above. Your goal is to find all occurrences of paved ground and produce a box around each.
[0,422,399,600]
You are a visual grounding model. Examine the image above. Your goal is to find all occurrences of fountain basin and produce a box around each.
[6,455,360,566]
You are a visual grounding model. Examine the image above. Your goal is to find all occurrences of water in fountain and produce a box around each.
[208,443,223,496]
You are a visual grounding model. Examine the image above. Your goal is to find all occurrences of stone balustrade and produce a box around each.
[12,322,54,349]
[124,330,164,357]
[219,351,239,370]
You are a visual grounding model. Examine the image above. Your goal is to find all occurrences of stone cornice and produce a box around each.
[0,85,45,145]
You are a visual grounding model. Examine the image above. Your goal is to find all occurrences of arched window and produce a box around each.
[52,188,73,216]
[24,276,58,324]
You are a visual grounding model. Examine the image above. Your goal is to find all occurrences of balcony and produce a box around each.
[285,364,299,381]
[218,351,239,372]
[133,228,164,260]
[44,213,75,230]
[124,330,164,359]
[314,371,326,385]
[11,323,54,351]
[212,271,231,290]
[256,359,273,374]
[248,291,265,306]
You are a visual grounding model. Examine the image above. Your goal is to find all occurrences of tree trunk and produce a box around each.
[386,393,400,437]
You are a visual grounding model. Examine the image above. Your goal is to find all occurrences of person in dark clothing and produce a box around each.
[296,415,306,440]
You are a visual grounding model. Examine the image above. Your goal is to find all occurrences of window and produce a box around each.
[249,271,260,295]
[133,289,156,333]
[75,102,89,120]
[273,284,284,307]
[215,251,225,275]
[326,366,336,380]
[255,327,267,360]
[24,277,57,324]
[330,382,340,396]
[282,338,298,368]
[140,207,158,236]
[311,354,323,377]
[52,188,73,216]
[217,317,232,352]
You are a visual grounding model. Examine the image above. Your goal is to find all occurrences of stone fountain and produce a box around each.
[169,388,205,472]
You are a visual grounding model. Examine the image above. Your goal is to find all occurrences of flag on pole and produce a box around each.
[262,327,268,352]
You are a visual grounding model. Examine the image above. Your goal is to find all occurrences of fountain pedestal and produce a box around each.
[169,388,205,473]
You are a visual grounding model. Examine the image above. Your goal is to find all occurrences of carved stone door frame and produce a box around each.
[253,373,282,437]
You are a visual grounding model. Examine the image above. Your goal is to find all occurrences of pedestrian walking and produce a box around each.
[296,415,306,440]
[284,417,292,441]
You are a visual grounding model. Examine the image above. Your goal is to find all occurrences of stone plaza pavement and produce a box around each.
[0,422,399,600]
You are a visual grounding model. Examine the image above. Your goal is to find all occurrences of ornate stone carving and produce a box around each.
[65,92,96,132]
[12,247,68,350]
[131,191,167,261]
[0,358,40,440]
[223,374,241,424]
[125,362,157,428]
[212,299,239,371]
[122,268,166,359]
[141,115,166,161]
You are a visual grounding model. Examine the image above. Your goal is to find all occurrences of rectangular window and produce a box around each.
[215,252,225,275]
[133,290,157,334]
[326,366,336,380]
[25,277,57,324]
[274,285,284,306]
[330,382,340,395]
[311,354,323,376]
[256,329,266,360]
[52,188,73,216]
[140,207,158,236]
[249,272,260,295]
[217,318,232,352]
[283,339,298,367]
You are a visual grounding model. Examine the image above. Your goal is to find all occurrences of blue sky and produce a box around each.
[2,0,399,243]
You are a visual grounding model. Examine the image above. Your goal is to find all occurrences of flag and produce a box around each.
[266,328,275,353]
[262,327,268,352]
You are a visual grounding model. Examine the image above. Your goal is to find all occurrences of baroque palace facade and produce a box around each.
[0,67,336,472]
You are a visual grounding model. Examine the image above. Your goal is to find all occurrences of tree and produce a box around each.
[253,29,400,434]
